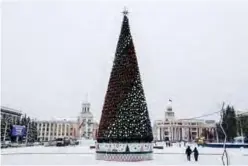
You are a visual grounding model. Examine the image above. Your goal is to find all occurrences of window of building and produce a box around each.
[164,131,169,135]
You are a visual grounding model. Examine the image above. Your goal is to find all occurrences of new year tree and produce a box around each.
[97,11,153,143]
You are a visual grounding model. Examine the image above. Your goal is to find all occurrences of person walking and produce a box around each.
[185,146,192,161]
[193,147,199,161]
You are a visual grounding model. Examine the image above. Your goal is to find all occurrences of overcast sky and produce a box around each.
[1,0,248,122]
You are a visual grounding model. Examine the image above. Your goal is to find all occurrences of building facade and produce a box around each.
[92,121,99,140]
[153,101,217,142]
[236,110,248,117]
[77,101,96,139]
[1,106,22,124]
[236,110,248,137]
[37,119,77,142]
[1,106,23,141]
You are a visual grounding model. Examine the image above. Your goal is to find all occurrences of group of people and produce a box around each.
[185,146,199,162]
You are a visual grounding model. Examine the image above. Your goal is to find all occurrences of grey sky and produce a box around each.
[1,0,248,122]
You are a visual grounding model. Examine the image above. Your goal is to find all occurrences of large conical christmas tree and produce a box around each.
[97,11,153,143]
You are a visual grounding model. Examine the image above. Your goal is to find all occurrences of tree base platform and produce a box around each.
[95,143,153,161]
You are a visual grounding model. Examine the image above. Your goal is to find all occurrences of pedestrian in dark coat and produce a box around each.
[185,146,192,161]
[193,147,199,161]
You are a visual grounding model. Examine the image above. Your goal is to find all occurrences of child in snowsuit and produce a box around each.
[185,146,192,161]
[193,147,199,161]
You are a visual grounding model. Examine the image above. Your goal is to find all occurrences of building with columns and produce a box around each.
[37,119,78,142]
[1,106,22,124]
[36,100,99,142]
[153,100,217,142]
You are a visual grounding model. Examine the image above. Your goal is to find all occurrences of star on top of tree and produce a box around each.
[122,7,129,16]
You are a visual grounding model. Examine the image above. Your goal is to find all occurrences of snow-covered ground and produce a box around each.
[1,142,248,165]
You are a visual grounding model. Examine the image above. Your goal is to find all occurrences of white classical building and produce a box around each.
[1,106,22,124]
[37,119,77,142]
[153,101,217,142]
[236,110,248,117]
[77,101,98,139]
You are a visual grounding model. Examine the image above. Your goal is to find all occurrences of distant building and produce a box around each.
[77,101,98,139]
[236,110,248,117]
[1,106,23,141]
[92,121,99,140]
[153,100,217,141]
[236,110,248,137]
[37,119,77,142]
[1,106,22,123]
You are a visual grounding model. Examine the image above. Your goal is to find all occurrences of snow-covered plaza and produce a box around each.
[1,142,248,165]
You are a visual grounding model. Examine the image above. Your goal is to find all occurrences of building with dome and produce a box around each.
[153,100,217,142]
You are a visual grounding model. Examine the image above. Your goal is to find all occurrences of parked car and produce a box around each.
[26,143,34,147]
[44,140,56,147]
[2,139,11,147]
[1,143,9,148]
[55,138,64,146]
[33,142,41,146]
[10,143,20,147]
[69,139,79,146]
[63,138,70,146]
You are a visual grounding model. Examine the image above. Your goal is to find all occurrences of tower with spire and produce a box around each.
[77,94,94,139]
[96,8,153,161]
[165,99,175,121]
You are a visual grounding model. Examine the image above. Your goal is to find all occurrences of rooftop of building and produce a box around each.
[37,118,77,124]
[1,106,22,116]
[154,118,215,125]
[236,110,248,116]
